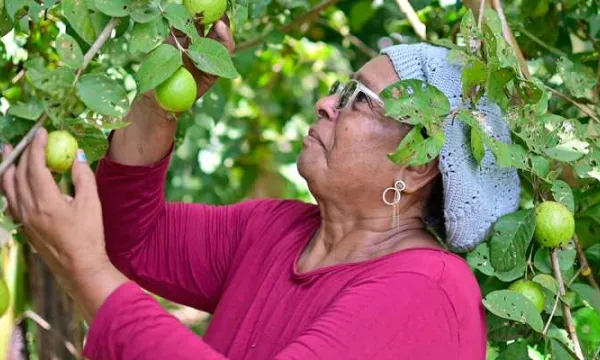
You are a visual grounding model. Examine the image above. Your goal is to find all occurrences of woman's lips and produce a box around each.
[307,129,326,149]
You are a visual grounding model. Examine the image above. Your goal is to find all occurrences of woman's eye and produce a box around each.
[356,92,368,102]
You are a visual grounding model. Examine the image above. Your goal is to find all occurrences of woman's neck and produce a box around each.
[296,208,442,273]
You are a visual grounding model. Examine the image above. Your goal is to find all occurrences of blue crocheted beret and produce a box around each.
[381,43,521,252]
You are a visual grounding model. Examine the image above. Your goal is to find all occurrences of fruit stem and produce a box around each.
[0,115,46,176]
[543,290,561,335]
[574,234,600,291]
[551,248,585,360]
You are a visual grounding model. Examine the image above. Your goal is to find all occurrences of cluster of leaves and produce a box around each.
[379,2,600,359]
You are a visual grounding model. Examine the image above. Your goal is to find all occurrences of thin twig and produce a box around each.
[514,24,568,58]
[170,30,187,53]
[235,0,339,52]
[0,115,46,176]
[551,248,585,360]
[574,235,600,291]
[568,268,582,287]
[546,85,600,123]
[347,34,378,57]
[395,0,426,40]
[10,69,25,84]
[543,290,561,335]
[74,17,121,84]
[477,0,486,30]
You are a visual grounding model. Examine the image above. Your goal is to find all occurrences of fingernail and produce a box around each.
[76,149,87,163]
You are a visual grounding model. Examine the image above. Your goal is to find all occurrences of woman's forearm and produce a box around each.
[109,92,177,166]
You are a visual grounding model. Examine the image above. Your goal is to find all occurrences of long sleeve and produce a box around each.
[96,150,279,312]
[82,273,461,360]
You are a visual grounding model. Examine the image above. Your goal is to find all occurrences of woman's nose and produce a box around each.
[315,95,339,121]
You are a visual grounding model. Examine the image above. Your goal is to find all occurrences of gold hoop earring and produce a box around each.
[382,180,406,229]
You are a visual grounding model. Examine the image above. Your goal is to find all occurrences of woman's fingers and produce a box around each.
[27,129,61,204]
[207,16,235,53]
[0,145,20,220]
[15,145,35,218]
[71,150,100,208]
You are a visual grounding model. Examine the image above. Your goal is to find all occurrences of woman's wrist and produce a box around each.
[68,260,129,322]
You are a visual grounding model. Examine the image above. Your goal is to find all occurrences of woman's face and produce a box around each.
[297,55,413,205]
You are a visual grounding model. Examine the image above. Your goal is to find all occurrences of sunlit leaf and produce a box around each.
[552,180,575,213]
[556,57,596,98]
[483,290,544,332]
[129,17,168,54]
[135,44,182,94]
[78,74,130,117]
[188,38,239,79]
[489,209,535,272]
[467,242,495,276]
[7,101,43,120]
[55,34,84,69]
[381,79,451,125]
[62,0,111,44]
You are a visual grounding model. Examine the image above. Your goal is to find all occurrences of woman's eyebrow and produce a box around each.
[351,72,375,91]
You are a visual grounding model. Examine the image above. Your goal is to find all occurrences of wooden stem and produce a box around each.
[551,248,585,360]
[546,86,600,123]
[490,0,530,77]
[477,0,486,30]
[574,235,600,291]
[74,17,121,83]
[395,0,426,40]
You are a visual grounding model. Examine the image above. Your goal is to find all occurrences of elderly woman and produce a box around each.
[0,20,519,360]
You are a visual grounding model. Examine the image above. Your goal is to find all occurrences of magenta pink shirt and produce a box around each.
[83,151,487,360]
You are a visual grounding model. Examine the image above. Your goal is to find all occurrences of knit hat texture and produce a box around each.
[381,43,521,252]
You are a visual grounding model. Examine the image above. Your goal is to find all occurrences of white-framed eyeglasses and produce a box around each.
[328,80,384,110]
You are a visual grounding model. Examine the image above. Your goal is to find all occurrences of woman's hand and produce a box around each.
[0,128,128,320]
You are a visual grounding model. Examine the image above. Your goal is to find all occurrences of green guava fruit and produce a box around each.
[155,67,198,113]
[534,201,575,248]
[45,130,78,173]
[183,0,227,25]
[508,279,545,313]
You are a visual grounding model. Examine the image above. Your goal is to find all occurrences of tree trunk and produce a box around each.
[27,250,84,360]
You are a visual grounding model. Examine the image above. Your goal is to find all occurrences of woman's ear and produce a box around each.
[399,159,440,194]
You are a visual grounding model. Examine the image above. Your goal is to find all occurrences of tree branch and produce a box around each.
[235,0,339,52]
[0,18,119,176]
[546,85,600,123]
[490,0,530,77]
[477,0,486,30]
[395,0,426,40]
[74,17,121,83]
[574,235,600,291]
[552,248,585,360]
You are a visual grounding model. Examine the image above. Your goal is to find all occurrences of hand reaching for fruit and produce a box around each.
[0,129,127,320]
[163,14,235,112]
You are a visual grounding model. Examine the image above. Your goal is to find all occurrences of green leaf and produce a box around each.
[0,115,30,143]
[462,58,487,99]
[7,101,44,120]
[486,313,532,342]
[129,0,160,23]
[446,49,470,65]
[67,121,108,163]
[129,17,168,54]
[552,180,575,213]
[496,340,529,360]
[55,34,84,69]
[28,66,75,98]
[381,79,451,125]
[584,243,600,264]
[515,78,543,104]
[5,0,27,21]
[77,74,130,117]
[533,273,559,295]
[388,124,445,167]
[545,139,590,162]
[136,44,182,94]
[534,248,577,274]
[570,283,600,315]
[460,9,481,53]
[471,126,485,165]
[483,290,544,332]
[489,209,535,272]
[163,2,197,40]
[95,0,130,17]
[486,65,515,109]
[556,57,596,98]
[187,38,239,79]
[467,241,495,276]
[495,261,527,282]
[0,7,13,36]
[549,337,579,360]
[62,0,111,44]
